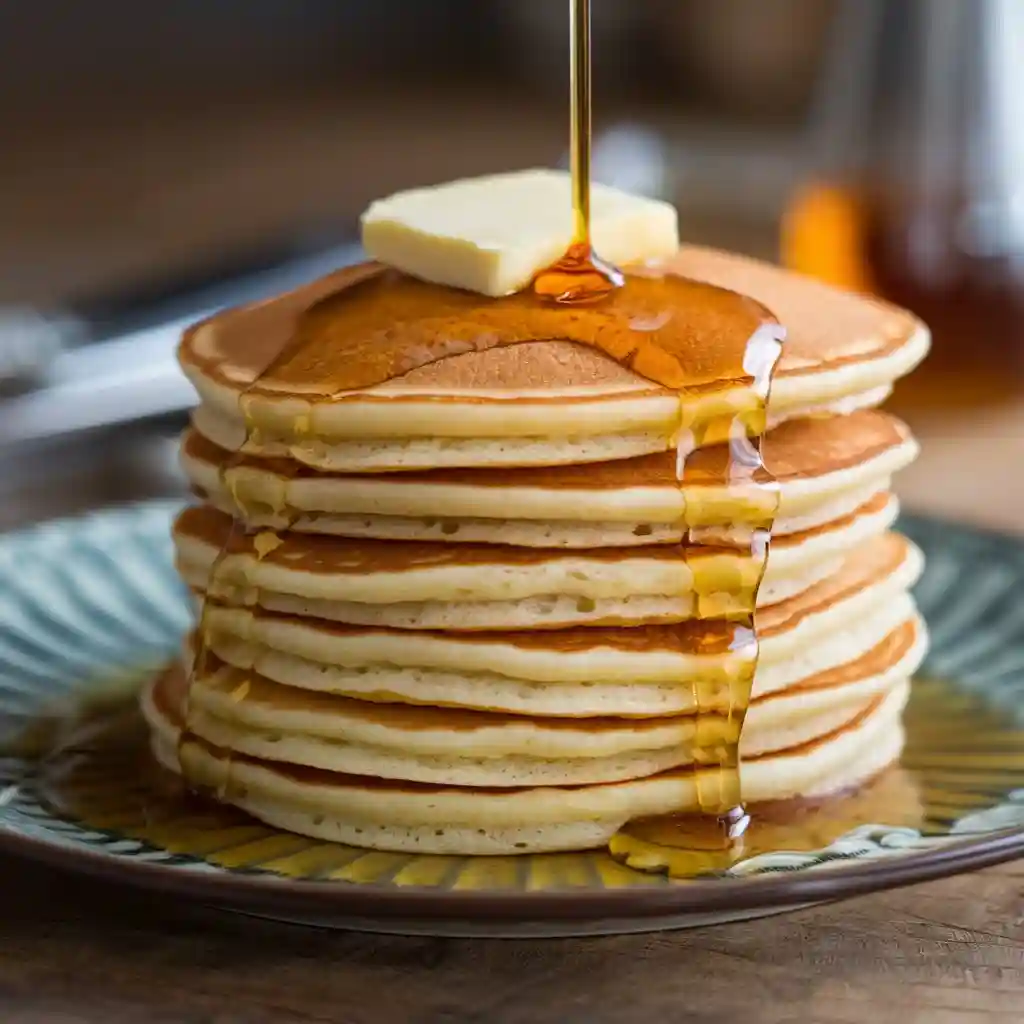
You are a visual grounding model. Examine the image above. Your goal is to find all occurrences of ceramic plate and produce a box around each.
[0,503,1021,937]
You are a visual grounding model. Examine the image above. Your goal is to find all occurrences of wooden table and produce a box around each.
[0,856,1020,1023]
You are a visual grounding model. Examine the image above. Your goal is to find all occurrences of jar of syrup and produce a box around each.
[782,0,1024,407]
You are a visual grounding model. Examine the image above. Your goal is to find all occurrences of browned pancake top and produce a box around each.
[178,246,921,400]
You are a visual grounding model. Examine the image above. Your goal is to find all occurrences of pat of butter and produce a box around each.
[360,169,679,297]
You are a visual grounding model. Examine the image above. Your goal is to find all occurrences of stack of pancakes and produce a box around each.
[142,246,930,856]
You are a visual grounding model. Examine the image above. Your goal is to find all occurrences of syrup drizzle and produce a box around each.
[533,0,784,875]
[533,0,623,306]
[178,399,267,805]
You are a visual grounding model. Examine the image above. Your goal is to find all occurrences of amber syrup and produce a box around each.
[535,0,784,876]
[533,0,623,306]
[177,403,264,807]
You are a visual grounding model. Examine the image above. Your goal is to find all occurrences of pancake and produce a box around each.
[174,495,897,631]
[200,531,924,717]
[181,410,918,548]
[144,672,909,854]
[150,612,923,789]
[190,384,894,473]
[179,247,928,471]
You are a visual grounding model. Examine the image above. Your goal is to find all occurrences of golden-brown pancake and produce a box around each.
[179,246,928,471]
[154,611,922,789]
[143,668,911,854]
[181,409,918,547]
[173,496,898,630]
[198,531,924,717]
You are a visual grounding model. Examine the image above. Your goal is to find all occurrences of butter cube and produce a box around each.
[360,169,679,297]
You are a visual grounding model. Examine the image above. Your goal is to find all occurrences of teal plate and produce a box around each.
[0,503,1021,937]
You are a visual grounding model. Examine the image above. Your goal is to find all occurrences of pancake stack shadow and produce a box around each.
[141,246,930,857]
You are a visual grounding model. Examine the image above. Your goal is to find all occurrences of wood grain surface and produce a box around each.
[0,855,1020,1024]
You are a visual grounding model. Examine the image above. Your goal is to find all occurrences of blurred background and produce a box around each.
[1,0,1022,531]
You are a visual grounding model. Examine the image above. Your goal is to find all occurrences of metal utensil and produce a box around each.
[0,308,81,397]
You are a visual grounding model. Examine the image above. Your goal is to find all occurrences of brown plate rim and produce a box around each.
[0,820,1020,924]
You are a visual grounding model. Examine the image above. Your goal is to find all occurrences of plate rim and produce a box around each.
[0,806,1020,924]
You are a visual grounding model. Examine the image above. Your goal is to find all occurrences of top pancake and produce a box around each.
[180,246,928,471]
